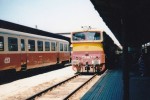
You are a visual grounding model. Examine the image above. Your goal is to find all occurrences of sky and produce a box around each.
[0,0,122,48]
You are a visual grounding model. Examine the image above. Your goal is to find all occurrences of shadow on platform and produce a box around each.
[81,69,150,100]
[130,74,150,100]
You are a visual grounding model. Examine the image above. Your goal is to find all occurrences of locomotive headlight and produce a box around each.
[92,56,100,65]
[92,60,100,65]
[72,60,79,65]
[72,57,80,65]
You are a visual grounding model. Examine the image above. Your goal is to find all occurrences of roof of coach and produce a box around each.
[0,20,70,42]
[0,28,69,43]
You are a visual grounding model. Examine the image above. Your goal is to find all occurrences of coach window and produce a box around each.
[0,36,4,51]
[45,42,50,51]
[28,40,35,51]
[51,42,56,51]
[8,37,18,51]
[64,44,67,51]
[68,44,70,51]
[37,41,43,51]
[56,42,58,51]
[21,39,25,51]
[60,43,63,51]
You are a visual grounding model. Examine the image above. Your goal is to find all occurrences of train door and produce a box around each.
[0,34,7,71]
[20,37,27,71]
[56,41,60,63]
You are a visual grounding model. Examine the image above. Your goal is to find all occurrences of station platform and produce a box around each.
[81,69,150,100]
[130,74,150,100]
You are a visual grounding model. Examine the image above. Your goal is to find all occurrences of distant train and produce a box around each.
[0,27,70,72]
[71,30,115,73]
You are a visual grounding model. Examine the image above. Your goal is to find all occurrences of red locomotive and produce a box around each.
[71,29,105,73]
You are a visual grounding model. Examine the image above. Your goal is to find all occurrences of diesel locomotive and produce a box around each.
[71,29,106,73]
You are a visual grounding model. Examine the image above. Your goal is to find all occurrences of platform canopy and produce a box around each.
[91,0,150,47]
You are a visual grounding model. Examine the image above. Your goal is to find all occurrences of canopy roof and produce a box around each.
[91,0,150,47]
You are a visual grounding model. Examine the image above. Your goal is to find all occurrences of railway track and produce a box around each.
[26,74,99,100]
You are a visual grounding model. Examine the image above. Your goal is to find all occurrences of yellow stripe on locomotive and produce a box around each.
[72,43,104,51]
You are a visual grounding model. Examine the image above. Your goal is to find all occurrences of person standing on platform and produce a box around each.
[138,53,146,76]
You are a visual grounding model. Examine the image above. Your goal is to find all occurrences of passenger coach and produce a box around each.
[0,28,70,72]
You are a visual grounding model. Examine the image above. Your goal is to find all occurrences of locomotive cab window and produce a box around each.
[21,39,25,51]
[60,43,63,51]
[72,32,101,41]
[8,37,18,51]
[72,32,85,41]
[37,41,43,51]
[0,36,4,51]
[93,32,100,40]
[28,40,35,51]
[45,42,50,51]
[51,42,56,51]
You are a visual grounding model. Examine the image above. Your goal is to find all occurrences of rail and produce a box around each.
[63,74,97,100]
[26,74,79,100]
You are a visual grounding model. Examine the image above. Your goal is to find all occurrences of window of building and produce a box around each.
[60,43,63,51]
[51,42,56,51]
[0,36,4,51]
[45,42,50,51]
[28,40,35,51]
[21,39,25,51]
[8,37,18,51]
[37,41,43,51]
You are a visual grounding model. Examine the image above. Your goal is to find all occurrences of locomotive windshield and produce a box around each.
[72,32,101,41]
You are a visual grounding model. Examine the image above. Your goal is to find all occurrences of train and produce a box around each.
[0,20,71,72]
[71,28,119,73]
